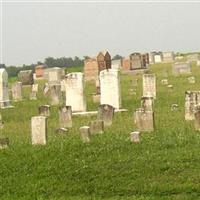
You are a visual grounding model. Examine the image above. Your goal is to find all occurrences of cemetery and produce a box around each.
[1,53,200,199]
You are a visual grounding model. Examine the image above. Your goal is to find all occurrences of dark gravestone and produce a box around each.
[39,105,50,117]
[59,106,72,128]
[18,70,34,85]
[97,104,115,126]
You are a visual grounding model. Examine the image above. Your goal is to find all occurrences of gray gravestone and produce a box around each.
[39,105,50,117]
[130,131,140,143]
[89,120,104,134]
[141,96,154,111]
[59,106,72,128]
[80,126,90,143]
[18,70,34,85]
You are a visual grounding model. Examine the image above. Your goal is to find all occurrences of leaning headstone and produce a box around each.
[30,84,38,100]
[188,76,195,84]
[97,104,115,126]
[89,120,104,134]
[59,106,72,128]
[130,131,140,143]
[142,74,156,99]
[11,82,22,101]
[18,70,34,85]
[194,105,200,131]
[185,91,197,120]
[80,126,90,143]
[39,105,50,117]
[172,62,191,75]
[65,73,86,112]
[31,116,47,145]
[100,69,121,109]
[0,69,11,108]
[141,96,153,111]
[0,138,9,149]
[134,108,154,132]
[49,84,61,105]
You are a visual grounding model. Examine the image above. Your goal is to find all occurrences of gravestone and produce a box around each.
[97,104,114,126]
[142,74,156,99]
[49,85,61,105]
[0,69,11,108]
[100,69,121,109]
[56,128,68,135]
[30,84,38,100]
[65,73,86,112]
[185,91,197,120]
[39,105,50,117]
[172,62,191,75]
[11,82,22,101]
[194,106,200,131]
[18,70,34,85]
[59,106,72,128]
[141,96,154,111]
[80,126,90,143]
[48,67,63,85]
[43,83,50,96]
[0,138,9,149]
[31,116,47,145]
[89,120,104,134]
[134,108,154,132]
[130,131,140,143]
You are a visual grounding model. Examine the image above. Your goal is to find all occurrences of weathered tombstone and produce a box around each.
[172,62,191,75]
[80,126,90,143]
[65,73,86,112]
[47,67,63,85]
[49,84,61,105]
[141,96,153,111]
[134,108,154,132]
[18,70,34,85]
[39,105,50,117]
[130,131,140,143]
[31,116,47,145]
[30,84,38,100]
[97,104,115,126]
[59,106,72,128]
[171,104,178,111]
[89,120,104,134]
[185,91,197,120]
[188,76,195,84]
[100,69,121,109]
[142,74,156,99]
[0,138,9,149]
[0,69,11,108]
[11,82,22,101]
[161,79,168,85]
[194,105,200,131]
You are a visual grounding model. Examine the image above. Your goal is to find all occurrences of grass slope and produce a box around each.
[1,63,200,199]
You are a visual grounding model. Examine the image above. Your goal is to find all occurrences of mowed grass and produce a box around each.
[1,63,200,199]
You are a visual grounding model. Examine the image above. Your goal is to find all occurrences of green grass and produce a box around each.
[1,63,200,199]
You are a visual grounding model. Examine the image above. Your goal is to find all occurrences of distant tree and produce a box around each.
[112,54,123,60]
[0,64,6,68]
[83,56,90,60]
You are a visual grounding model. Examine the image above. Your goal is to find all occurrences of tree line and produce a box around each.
[0,55,123,78]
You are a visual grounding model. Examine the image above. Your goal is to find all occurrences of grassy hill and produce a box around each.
[1,62,200,199]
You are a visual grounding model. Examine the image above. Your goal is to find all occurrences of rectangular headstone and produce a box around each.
[65,73,86,112]
[31,116,47,145]
[59,106,72,128]
[172,62,191,75]
[12,82,22,101]
[18,70,34,85]
[50,85,61,105]
[143,74,156,99]
[100,69,121,109]
[89,120,104,134]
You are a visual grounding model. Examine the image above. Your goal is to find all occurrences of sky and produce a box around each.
[1,1,200,66]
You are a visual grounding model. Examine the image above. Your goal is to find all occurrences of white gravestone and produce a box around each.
[48,67,63,85]
[0,69,11,108]
[31,116,47,145]
[12,82,22,101]
[65,73,86,112]
[100,69,121,109]
[143,74,156,99]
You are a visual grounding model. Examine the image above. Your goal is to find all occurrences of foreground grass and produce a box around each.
[0,63,200,199]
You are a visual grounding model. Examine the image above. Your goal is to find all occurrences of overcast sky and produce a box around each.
[1,1,200,66]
